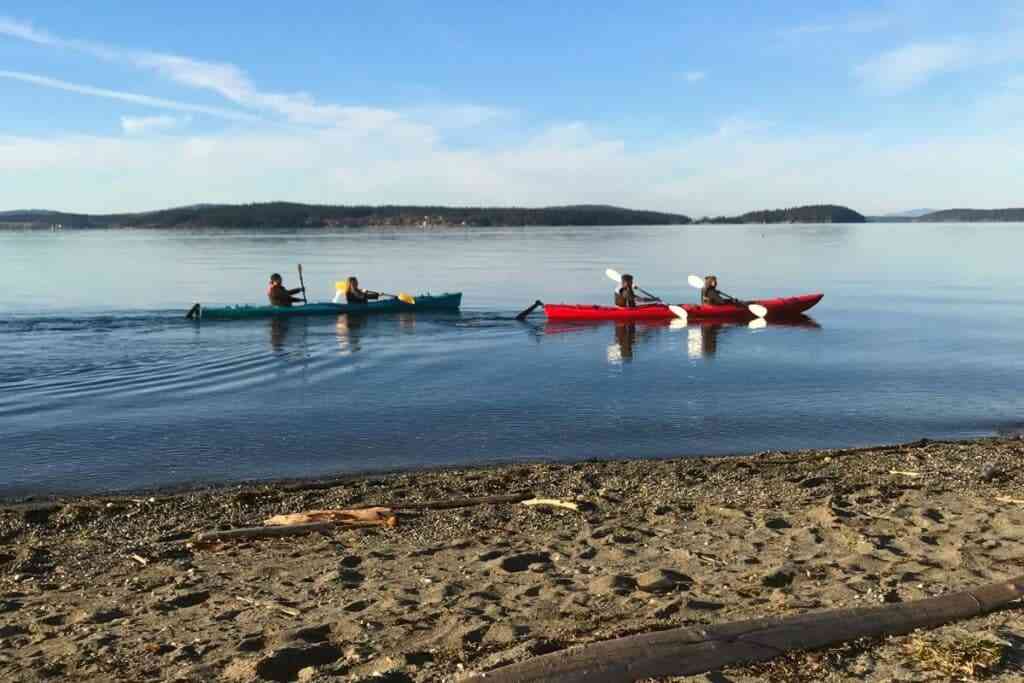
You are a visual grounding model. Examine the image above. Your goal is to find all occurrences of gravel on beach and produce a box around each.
[2,436,1023,682]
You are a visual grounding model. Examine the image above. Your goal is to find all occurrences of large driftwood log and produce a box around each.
[264,507,396,527]
[469,575,1024,682]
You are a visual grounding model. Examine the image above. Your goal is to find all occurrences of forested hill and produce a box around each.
[0,203,691,229]
[914,208,1024,222]
[697,204,866,224]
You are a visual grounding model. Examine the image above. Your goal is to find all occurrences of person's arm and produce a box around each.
[366,291,380,300]
[287,287,304,295]
[706,290,734,306]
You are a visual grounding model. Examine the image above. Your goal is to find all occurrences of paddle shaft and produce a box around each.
[635,286,663,302]
[297,264,308,304]
[516,300,544,321]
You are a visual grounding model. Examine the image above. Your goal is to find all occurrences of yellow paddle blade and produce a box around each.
[335,280,350,294]
[397,292,416,305]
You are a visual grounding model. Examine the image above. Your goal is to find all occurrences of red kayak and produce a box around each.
[544,293,823,321]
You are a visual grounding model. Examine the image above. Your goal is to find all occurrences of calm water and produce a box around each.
[2,223,1023,497]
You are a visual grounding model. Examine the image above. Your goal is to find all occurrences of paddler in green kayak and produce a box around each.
[267,273,305,307]
[615,274,658,308]
[345,276,381,305]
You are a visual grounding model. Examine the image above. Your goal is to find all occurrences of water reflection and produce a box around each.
[268,317,303,352]
[335,311,444,355]
[543,316,820,363]
[335,314,368,355]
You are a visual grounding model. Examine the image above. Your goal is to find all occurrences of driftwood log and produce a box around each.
[264,506,396,527]
[469,575,1024,682]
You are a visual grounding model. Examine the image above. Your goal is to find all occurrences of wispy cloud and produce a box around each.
[682,71,706,84]
[0,16,420,130]
[0,16,53,44]
[786,11,894,36]
[0,70,259,121]
[853,41,972,93]
[120,114,190,135]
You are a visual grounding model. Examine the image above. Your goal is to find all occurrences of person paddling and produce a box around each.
[702,275,746,306]
[345,276,381,305]
[615,274,658,308]
[267,273,305,307]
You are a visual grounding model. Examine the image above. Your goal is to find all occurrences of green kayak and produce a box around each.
[187,292,462,320]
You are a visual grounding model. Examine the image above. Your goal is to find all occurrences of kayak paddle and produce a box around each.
[516,300,544,320]
[334,280,414,304]
[668,305,688,324]
[687,273,767,319]
[297,264,308,304]
[748,318,767,329]
[381,292,417,304]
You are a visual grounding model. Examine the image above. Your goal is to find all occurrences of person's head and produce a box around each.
[269,273,283,285]
[705,275,717,288]
[347,276,359,289]
[620,274,634,288]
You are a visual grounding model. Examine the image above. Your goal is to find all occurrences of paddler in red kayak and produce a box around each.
[615,274,658,308]
[701,275,744,306]
[345,276,381,305]
[267,273,305,307]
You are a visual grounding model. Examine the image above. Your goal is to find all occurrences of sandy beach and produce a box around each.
[2,436,1023,682]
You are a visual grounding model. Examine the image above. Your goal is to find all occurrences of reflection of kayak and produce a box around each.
[544,293,823,321]
[189,293,462,320]
[541,314,821,336]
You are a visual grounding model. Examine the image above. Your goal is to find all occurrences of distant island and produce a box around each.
[0,203,691,229]
[695,204,866,224]
[909,208,1024,222]
[3,202,1023,230]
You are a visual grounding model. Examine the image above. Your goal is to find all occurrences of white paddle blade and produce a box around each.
[605,268,622,283]
[748,303,768,318]
[669,318,687,330]
[748,318,767,330]
[687,274,705,289]
[668,305,688,323]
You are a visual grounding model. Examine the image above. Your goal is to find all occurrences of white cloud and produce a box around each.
[854,41,972,93]
[2,114,1023,217]
[120,114,190,135]
[682,71,706,83]
[0,17,426,130]
[0,70,259,121]
[786,11,894,36]
[0,16,53,44]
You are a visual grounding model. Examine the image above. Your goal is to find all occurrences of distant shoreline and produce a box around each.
[2,202,1022,230]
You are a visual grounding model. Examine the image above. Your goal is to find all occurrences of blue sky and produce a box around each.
[1,1,1023,215]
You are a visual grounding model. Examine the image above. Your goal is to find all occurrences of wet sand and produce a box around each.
[2,437,1023,681]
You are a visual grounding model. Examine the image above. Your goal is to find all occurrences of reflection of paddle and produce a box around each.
[297,264,308,304]
[687,274,767,318]
[605,268,664,303]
